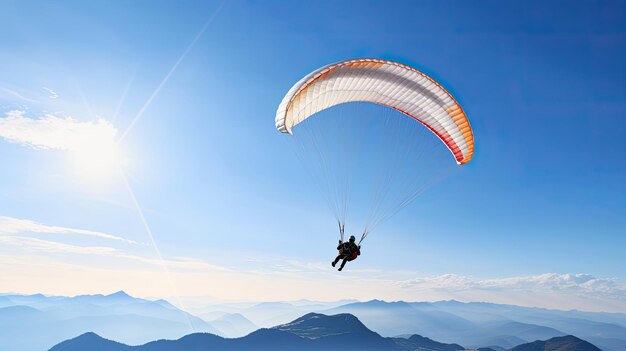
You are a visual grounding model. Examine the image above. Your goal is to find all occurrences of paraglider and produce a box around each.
[332,235,361,271]
[275,58,474,270]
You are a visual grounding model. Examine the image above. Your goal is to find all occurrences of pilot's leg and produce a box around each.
[332,255,342,267]
[338,257,348,271]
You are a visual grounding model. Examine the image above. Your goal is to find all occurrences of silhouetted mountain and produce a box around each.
[50,332,131,351]
[272,313,404,350]
[273,312,371,337]
[510,335,601,351]
[49,312,466,351]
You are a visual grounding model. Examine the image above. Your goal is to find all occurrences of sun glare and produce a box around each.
[67,120,128,182]
[71,141,126,179]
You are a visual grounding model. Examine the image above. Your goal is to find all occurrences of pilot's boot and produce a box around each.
[338,258,348,271]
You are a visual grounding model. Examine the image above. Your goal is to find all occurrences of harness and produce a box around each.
[337,221,362,261]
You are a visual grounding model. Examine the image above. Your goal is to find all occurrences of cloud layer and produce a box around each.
[0,110,117,151]
[0,215,136,244]
[2,225,625,312]
[397,272,626,298]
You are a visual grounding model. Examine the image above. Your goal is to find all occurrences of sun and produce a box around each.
[71,141,126,179]
[67,120,128,182]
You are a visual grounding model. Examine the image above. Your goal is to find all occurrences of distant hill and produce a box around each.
[326,299,475,341]
[191,299,353,328]
[322,299,626,350]
[6,292,624,351]
[392,334,464,351]
[0,291,219,351]
[208,312,258,337]
[483,321,566,341]
[581,337,626,351]
[50,332,131,351]
[510,335,602,351]
[49,312,466,351]
[190,298,626,350]
[243,301,312,326]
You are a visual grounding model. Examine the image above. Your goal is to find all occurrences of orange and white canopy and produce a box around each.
[275,58,474,165]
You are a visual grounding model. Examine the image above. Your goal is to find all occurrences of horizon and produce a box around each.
[3,288,625,316]
[6,287,625,351]
[1,0,625,317]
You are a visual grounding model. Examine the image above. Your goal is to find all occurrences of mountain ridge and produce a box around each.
[49,312,464,351]
[3,291,623,351]
[48,314,604,351]
[0,291,220,351]
[510,335,601,351]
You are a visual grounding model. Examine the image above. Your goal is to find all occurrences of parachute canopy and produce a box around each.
[275,58,474,165]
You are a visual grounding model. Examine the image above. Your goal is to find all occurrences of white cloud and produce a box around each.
[0,235,120,255]
[0,87,38,103]
[0,110,117,151]
[480,273,626,298]
[396,273,626,301]
[1,236,625,311]
[396,274,474,290]
[0,218,624,311]
[42,87,59,99]
[0,215,136,244]
[0,233,229,273]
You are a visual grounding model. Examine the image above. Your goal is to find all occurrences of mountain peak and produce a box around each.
[49,332,130,351]
[78,331,101,339]
[511,335,602,351]
[361,299,411,308]
[405,334,464,351]
[107,290,132,298]
[273,313,372,339]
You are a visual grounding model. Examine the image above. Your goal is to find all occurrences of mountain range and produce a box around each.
[48,313,601,351]
[0,291,220,351]
[48,312,463,351]
[322,300,626,350]
[189,298,626,351]
[2,291,624,351]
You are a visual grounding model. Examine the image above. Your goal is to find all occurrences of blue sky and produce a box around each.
[0,0,625,311]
